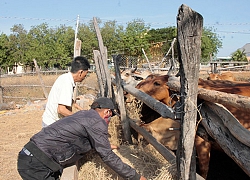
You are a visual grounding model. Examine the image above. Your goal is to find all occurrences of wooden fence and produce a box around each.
[95,5,250,180]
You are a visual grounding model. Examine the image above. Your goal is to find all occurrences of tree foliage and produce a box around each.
[201,27,222,62]
[231,49,247,62]
[121,19,150,57]
[0,18,224,73]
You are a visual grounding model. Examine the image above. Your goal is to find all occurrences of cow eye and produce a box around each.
[154,81,161,86]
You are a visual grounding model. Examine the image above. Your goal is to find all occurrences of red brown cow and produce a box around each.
[134,74,250,178]
[207,72,235,81]
[138,117,180,151]
[135,75,178,107]
[198,78,250,130]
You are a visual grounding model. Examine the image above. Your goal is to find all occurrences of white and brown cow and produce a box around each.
[120,67,152,87]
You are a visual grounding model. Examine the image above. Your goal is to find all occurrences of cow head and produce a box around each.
[120,66,139,86]
[136,74,178,107]
[207,72,235,81]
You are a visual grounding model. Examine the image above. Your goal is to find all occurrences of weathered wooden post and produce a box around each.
[33,59,48,99]
[176,4,203,180]
[93,50,105,96]
[73,38,82,101]
[93,17,112,98]
[113,54,132,143]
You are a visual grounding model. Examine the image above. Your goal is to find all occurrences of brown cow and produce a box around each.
[198,78,250,130]
[135,74,178,107]
[138,117,180,151]
[134,74,250,178]
[207,72,235,81]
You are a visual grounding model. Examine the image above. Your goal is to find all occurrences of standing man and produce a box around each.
[42,56,90,127]
[17,97,146,180]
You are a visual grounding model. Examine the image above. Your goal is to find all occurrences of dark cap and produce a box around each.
[91,97,114,109]
[90,97,119,117]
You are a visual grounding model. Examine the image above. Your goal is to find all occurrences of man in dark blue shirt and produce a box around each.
[17,97,146,180]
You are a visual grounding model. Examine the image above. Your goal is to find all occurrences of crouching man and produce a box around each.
[17,97,146,180]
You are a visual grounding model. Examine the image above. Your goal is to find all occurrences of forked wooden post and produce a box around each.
[33,59,48,99]
[176,4,203,180]
[93,17,112,98]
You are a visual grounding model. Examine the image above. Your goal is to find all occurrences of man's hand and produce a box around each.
[140,176,147,180]
[110,144,119,150]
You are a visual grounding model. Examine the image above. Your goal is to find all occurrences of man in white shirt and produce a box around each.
[42,56,90,127]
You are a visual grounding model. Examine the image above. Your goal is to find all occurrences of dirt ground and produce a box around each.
[0,104,44,180]
[1,71,250,180]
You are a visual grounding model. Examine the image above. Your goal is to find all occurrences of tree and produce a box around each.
[0,33,10,72]
[27,23,73,69]
[121,19,150,57]
[8,24,30,68]
[201,27,222,62]
[231,49,247,62]
[48,25,74,69]
[78,22,98,61]
[147,27,177,59]
[101,20,124,58]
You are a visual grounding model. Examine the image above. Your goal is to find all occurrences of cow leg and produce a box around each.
[195,135,211,179]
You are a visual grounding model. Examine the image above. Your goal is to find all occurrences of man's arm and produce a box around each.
[73,101,84,111]
[57,104,73,117]
[86,121,144,180]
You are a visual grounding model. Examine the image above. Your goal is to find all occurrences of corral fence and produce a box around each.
[0,68,98,105]
[0,70,68,105]
[93,5,250,180]
[0,56,173,106]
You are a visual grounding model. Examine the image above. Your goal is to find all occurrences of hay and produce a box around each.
[78,89,177,179]
[78,144,176,180]
[78,114,177,179]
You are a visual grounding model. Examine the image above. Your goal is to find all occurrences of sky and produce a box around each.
[0,0,249,57]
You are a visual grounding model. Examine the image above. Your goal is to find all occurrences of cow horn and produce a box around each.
[120,67,125,73]
[131,66,137,73]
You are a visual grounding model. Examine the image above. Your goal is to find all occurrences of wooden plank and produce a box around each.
[200,103,250,177]
[93,50,105,96]
[206,102,250,147]
[111,79,177,120]
[176,4,203,180]
[93,17,112,98]
[129,118,204,180]
[167,78,250,111]
[113,55,132,143]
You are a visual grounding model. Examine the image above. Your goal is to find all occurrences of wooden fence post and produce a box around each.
[93,17,112,98]
[73,39,82,101]
[93,50,105,97]
[33,59,48,99]
[176,4,203,180]
[113,55,132,144]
